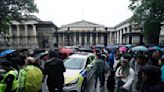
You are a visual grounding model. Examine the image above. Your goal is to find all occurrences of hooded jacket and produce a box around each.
[140,65,164,92]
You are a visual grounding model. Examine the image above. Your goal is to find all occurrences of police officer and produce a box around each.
[0,61,19,92]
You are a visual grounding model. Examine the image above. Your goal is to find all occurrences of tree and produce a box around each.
[129,0,164,45]
[0,0,38,32]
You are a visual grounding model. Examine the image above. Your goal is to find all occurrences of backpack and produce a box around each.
[24,65,43,92]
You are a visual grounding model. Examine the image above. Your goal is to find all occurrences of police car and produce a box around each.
[63,52,96,92]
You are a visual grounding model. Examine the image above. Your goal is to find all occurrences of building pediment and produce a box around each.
[61,20,105,28]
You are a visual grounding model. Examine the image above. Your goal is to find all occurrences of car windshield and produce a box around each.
[64,57,85,69]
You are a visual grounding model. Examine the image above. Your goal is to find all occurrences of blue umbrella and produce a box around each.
[0,50,16,57]
[132,46,148,52]
[152,46,161,50]
[161,48,164,52]
[95,45,105,48]
[106,45,113,49]
[113,45,119,49]
[125,44,133,48]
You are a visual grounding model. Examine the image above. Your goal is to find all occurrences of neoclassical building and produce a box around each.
[56,20,107,46]
[0,15,57,49]
[55,18,144,47]
[0,16,145,49]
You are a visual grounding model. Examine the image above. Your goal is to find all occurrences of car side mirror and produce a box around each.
[87,64,94,68]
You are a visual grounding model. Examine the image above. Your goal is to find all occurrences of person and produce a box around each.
[107,70,115,92]
[135,54,149,91]
[44,51,66,92]
[140,65,164,92]
[159,54,164,84]
[115,59,134,92]
[101,53,109,87]
[149,50,160,66]
[0,61,19,92]
[107,50,115,70]
[18,56,43,92]
[94,53,105,88]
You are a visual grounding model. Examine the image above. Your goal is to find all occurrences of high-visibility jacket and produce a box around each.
[18,65,43,92]
[0,69,19,92]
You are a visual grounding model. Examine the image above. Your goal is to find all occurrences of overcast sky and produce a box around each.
[35,0,133,27]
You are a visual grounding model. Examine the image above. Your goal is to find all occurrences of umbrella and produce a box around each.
[109,45,119,49]
[132,46,148,52]
[106,45,113,49]
[119,45,125,47]
[152,46,161,50]
[119,47,127,52]
[148,46,161,51]
[125,44,133,48]
[34,51,49,60]
[60,48,73,54]
[161,48,164,52]
[95,45,105,48]
[0,49,16,57]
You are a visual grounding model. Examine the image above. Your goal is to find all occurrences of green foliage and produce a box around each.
[129,0,164,45]
[0,0,38,32]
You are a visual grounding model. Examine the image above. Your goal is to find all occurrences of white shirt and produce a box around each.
[115,67,135,90]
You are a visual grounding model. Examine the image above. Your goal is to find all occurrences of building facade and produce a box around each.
[0,15,57,49]
[56,20,107,46]
[55,19,143,47]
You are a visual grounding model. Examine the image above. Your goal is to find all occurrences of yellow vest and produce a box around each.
[0,69,19,92]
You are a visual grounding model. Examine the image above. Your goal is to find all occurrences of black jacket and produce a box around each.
[139,65,164,92]
[44,58,66,87]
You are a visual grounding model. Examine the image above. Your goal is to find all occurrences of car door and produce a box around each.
[85,55,95,81]
[88,55,95,78]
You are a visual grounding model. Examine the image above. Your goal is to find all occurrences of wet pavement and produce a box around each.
[42,75,110,92]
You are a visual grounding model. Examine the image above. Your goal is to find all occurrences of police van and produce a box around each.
[63,52,96,92]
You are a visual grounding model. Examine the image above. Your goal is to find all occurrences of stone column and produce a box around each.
[74,32,76,45]
[25,25,28,44]
[117,31,119,44]
[127,27,130,44]
[107,33,110,45]
[79,34,81,45]
[85,34,87,45]
[100,34,103,45]
[9,25,12,44]
[16,25,20,44]
[90,33,92,45]
[58,33,60,46]
[110,32,112,44]
[96,33,98,44]
[115,32,117,44]
[120,29,122,44]
[32,25,37,48]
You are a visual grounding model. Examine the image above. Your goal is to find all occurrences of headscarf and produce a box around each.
[120,59,130,77]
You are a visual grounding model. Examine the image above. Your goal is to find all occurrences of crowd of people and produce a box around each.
[0,49,65,92]
[93,46,164,92]
[0,45,164,92]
